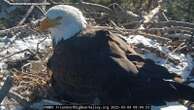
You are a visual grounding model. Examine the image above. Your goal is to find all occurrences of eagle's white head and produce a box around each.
[37,5,87,44]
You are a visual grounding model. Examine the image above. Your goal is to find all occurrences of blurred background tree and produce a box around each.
[165,0,194,22]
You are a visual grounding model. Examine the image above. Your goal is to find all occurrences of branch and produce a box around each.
[17,6,35,26]
[140,0,163,28]
[164,42,185,64]
[146,20,194,28]
[0,49,35,62]
[77,2,112,13]
[35,6,47,15]
[144,0,162,24]
[161,12,169,21]
[7,92,28,106]
[137,31,171,43]
[0,20,39,34]
[3,0,50,5]
[142,26,194,33]
[143,4,161,24]
[36,34,48,54]
[141,26,194,37]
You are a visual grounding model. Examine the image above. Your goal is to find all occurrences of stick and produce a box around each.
[137,31,171,43]
[7,92,28,106]
[78,2,112,13]
[17,6,35,26]
[0,20,39,34]
[0,49,35,62]
[36,34,48,54]
[164,42,185,64]
[35,6,47,15]
[143,0,163,24]
[3,0,50,5]
[142,26,194,33]
[146,20,194,28]
[162,12,169,21]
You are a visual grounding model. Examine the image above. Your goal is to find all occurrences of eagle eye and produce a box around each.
[55,16,63,20]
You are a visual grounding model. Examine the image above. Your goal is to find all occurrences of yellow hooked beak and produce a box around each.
[36,18,58,32]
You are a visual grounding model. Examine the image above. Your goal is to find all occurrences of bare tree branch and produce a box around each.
[0,20,39,34]
[0,49,35,62]
[3,0,50,5]
[7,92,28,106]
[17,6,35,26]
[143,4,161,24]
[139,0,163,28]
[77,2,112,13]
[146,20,194,28]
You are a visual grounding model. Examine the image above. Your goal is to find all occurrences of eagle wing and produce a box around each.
[47,30,140,103]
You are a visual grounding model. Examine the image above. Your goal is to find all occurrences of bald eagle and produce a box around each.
[37,5,194,105]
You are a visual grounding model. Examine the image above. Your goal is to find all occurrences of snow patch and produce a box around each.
[0,34,51,61]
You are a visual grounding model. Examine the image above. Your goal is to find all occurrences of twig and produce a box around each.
[121,21,142,27]
[0,25,31,35]
[41,0,48,12]
[36,34,48,54]
[146,20,194,28]
[137,31,171,43]
[109,20,125,34]
[7,92,28,106]
[142,26,194,33]
[0,102,21,106]
[138,0,163,29]
[48,0,60,4]
[167,33,192,40]
[162,12,169,21]
[164,42,185,64]
[143,0,163,24]
[3,0,50,5]
[0,24,28,34]
[17,6,35,26]
[0,20,39,34]
[0,49,35,62]
[35,6,46,15]
[93,25,136,32]
[78,2,112,13]
[21,62,32,74]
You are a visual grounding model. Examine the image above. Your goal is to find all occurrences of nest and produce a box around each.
[12,63,52,101]
[0,1,194,109]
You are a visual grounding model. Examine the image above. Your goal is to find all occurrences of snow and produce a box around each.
[160,105,187,110]
[152,102,189,110]
[127,35,160,48]
[152,105,188,110]
[0,33,51,61]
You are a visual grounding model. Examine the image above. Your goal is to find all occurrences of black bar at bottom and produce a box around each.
[43,105,151,110]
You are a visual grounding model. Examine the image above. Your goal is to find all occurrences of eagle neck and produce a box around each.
[52,30,81,47]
